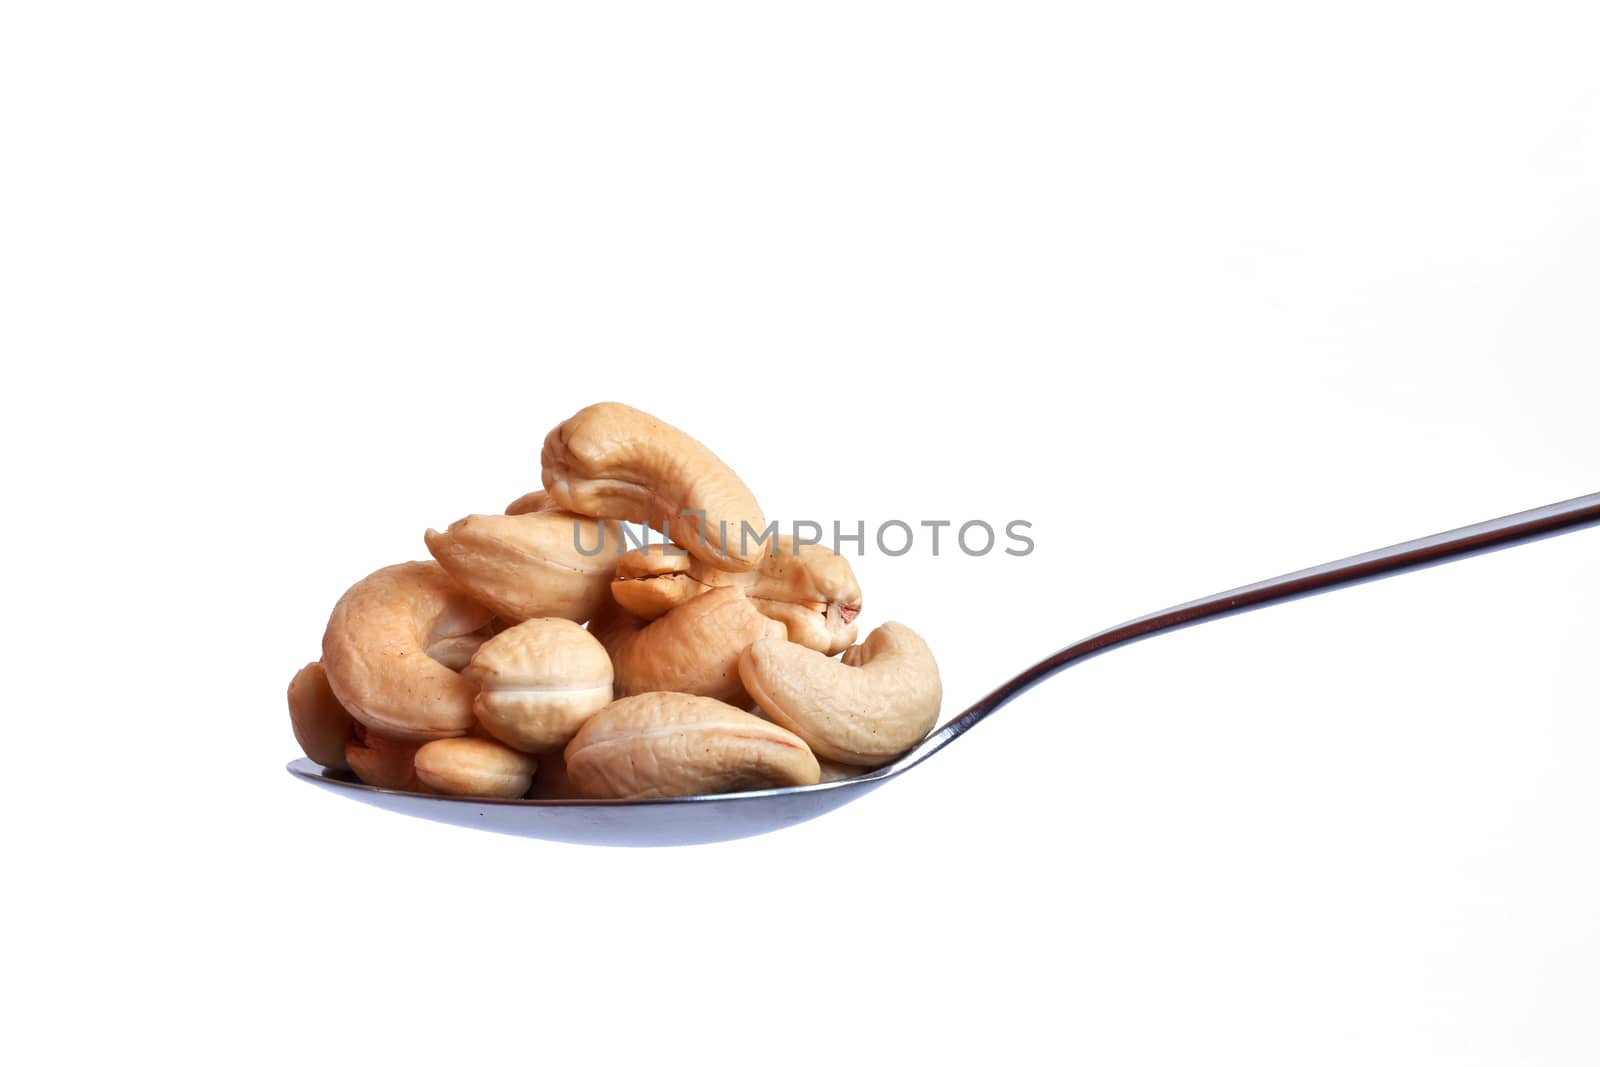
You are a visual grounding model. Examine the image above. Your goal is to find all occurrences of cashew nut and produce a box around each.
[345,725,426,791]
[540,402,766,571]
[424,628,495,671]
[738,621,941,767]
[424,509,619,624]
[525,747,584,800]
[413,737,539,798]
[321,561,493,743]
[564,692,821,799]
[287,661,355,771]
[504,489,562,516]
[463,617,614,753]
[591,586,783,706]
[611,536,862,654]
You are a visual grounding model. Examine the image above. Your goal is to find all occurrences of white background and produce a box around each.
[3,3,1597,1065]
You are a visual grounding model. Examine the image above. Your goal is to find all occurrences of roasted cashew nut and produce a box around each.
[463,617,614,754]
[424,509,620,625]
[611,536,862,654]
[564,692,821,799]
[591,586,783,707]
[541,402,767,571]
[287,661,355,771]
[738,621,941,767]
[413,737,538,798]
[321,561,493,743]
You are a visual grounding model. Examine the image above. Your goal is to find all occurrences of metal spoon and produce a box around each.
[288,491,1600,846]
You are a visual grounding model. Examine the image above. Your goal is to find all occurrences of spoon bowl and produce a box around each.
[286,757,897,845]
[288,491,1600,845]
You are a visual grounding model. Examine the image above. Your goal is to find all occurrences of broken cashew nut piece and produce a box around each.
[591,585,783,707]
[287,661,356,771]
[611,536,862,655]
[738,621,941,767]
[541,401,766,571]
[413,737,539,798]
[321,561,493,743]
[464,617,614,754]
[424,509,619,624]
[564,692,821,799]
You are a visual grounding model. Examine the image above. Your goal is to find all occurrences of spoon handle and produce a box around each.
[910,490,1600,765]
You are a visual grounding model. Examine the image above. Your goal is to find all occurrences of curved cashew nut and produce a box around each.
[541,402,766,571]
[564,692,820,799]
[321,561,493,743]
[611,537,862,655]
[463,617,614,753]
[287,661,355,771]
[738,621,941,767]
[424,510,620,624]
[414,737,539,798]
[592,586,782,707]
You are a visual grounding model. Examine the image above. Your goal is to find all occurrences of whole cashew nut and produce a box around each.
[424,509,620,624]
[564,692,821,799]
[591,586,783,707]
[541,402,766,571]
[463,617,614,753]
[321,561,493,743]
[738,621,942,767]
[413,737,539,798]
[611,536,862,654]
[287,661,355,771]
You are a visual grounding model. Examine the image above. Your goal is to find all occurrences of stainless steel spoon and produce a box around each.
[288,491,1600,846]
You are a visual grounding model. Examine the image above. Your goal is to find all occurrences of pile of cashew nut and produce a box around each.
[288,402,943,800]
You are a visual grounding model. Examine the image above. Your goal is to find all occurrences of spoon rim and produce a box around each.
[285,756,898,806]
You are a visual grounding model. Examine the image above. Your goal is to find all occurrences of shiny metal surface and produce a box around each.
[288,490,1600,846]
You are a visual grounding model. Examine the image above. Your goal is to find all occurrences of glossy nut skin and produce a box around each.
[464,617,614,753]
[345,725,426,791]
[564,692,821,799]
[424,509,619,624]
[413,737,538,798]
[591,586,782,706]
[540,402,766,571]
[738,621,941,768]
[322,561,493,743]
[611,537,862,654]
[287,661,355,771]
